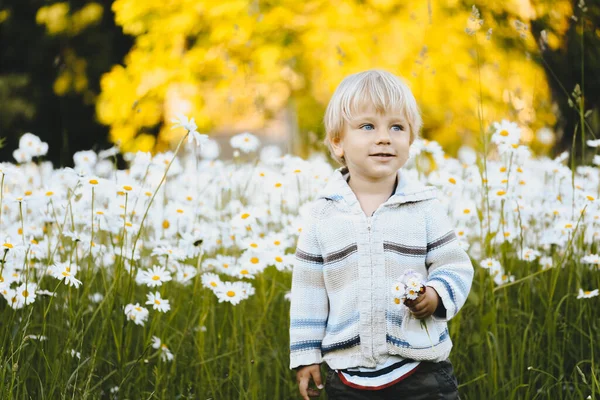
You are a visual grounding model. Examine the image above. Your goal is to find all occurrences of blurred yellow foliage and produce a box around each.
[36,2,103,36]
[0,9,10,24]
[98,0,572,154]
[52,49,89,97]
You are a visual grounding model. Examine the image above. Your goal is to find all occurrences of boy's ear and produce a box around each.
[330,137,344,157]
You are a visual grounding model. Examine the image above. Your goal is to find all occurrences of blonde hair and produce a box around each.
[323,69,422,166]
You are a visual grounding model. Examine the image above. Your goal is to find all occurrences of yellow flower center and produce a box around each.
[152,275,160,281]
[250,257,259,264]
[448,178,456,184]
[227,290,236,297]
[275,256,283,262]
[500,130,509,137]
[241,213,250,219]
[210,282,217,287]
[89,179,98,185]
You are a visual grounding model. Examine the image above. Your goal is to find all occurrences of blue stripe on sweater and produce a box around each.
[429,269,468,296]
[386,328,449,349]
[326,313,360,334]
[384,311,403,327]
[290,340,322,352]
[291,318,327,329]
[321,335,361,355]
[427,277,456,308]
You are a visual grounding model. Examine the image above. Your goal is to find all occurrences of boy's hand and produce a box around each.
[405,286,440,319]
[296,364,324,399]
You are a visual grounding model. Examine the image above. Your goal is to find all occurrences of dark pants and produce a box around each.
[324,359,460,400]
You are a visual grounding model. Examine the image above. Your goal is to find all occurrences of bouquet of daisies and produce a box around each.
[391,269,433,347]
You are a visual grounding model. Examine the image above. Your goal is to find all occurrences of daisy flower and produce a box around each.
[151,336,174,362]
[174,265,197,285]
[539,256,553,270]
[586,139,600,148]
[270,252,294,272]
[214,281,249,306]
[19,133,48,157]
[391,282,407,306]
[480,258,501,270]
[491,120,521,146]
[520,247,541,262]
[11,282,37,309]
[136,265,172,287]
[124,303,149,326]
[581,254,600,265]
[230,132,261,153]
[494,273,515,286]
[237,249,269,276]
[577,289,599,299]
[145,291,171,313]
[201,272,222,290]
[48,261,82,288]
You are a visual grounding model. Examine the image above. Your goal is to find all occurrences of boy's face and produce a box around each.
[331,102,411,182]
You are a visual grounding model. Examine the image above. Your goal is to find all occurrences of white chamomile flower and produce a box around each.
[539,256,553,270]
[491,120,521,146]
[201,272,222,290]
[136,265,172,287]
[151,336,174,362]
[520,247,541,262]
[480,258,501,270]
[124,303,149,326]
[48,261,82,288]
[577,288,599,299]
[145,291,171,313]
[230,132,261,153]
[586,139,600,148]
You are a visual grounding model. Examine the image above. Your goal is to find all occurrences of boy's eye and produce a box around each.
[360,124,374,131]
[360,123,405,131]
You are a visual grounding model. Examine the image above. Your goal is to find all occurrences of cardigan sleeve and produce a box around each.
[423,198,474,322]
[289,201,329,370]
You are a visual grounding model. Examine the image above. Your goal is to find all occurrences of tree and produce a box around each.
[0,0,132,166]
[98,0,558,156]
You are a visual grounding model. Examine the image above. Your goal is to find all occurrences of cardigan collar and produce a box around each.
[317,166,438,212]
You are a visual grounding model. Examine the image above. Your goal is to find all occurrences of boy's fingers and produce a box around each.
[311,369,324,390]
[298,375,309,400]
[411,300,428,312]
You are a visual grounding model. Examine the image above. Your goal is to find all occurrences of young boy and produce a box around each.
[289,69,474,400]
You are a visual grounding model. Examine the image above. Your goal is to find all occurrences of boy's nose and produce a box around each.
[375,130,392,144]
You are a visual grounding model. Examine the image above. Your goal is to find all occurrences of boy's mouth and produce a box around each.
[370,153,396,157]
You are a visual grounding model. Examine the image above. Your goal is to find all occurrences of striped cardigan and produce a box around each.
[289,166,474,370]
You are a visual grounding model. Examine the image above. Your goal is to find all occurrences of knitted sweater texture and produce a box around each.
[289,166,474,370]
